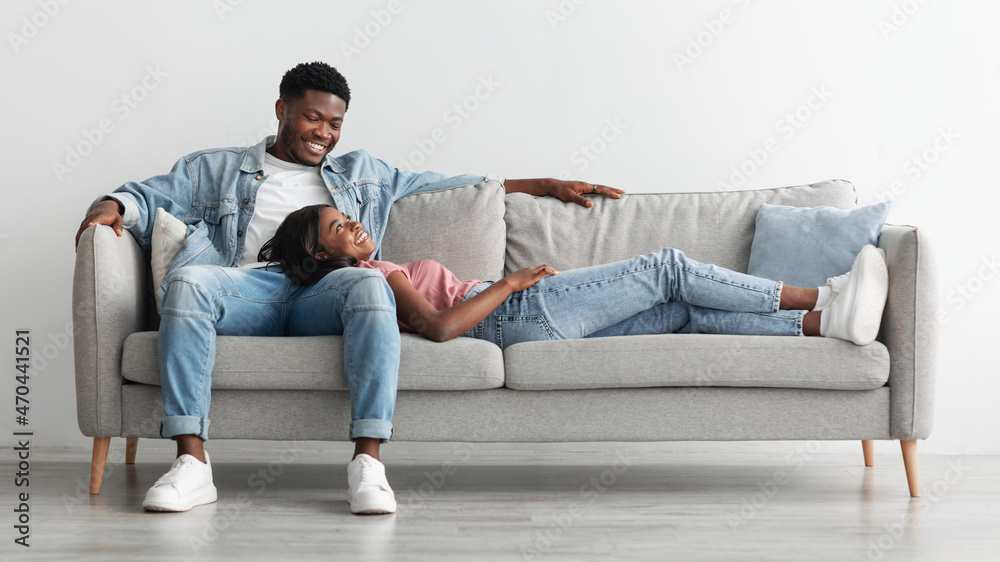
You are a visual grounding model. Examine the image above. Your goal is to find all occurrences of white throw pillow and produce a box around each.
[151,207,187,313]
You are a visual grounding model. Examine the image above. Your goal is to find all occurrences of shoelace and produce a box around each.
[154,457,197,486]
[356,458,388,489]
[828,248,886,296]
[827,271,849,296]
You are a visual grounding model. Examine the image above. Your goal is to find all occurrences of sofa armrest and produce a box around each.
[877,225,939,440]
[73,225,149,438]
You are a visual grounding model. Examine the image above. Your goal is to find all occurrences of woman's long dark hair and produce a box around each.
[258,204,358,286]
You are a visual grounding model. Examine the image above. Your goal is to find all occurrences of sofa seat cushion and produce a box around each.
[121,332,504,391]
[503,335,889,391]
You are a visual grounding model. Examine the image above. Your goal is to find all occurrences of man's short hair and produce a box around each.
[279,62,351,109]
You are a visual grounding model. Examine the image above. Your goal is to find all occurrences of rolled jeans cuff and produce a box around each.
[160,415,210,441]
[771,281,784,314]
[350,419,393,443]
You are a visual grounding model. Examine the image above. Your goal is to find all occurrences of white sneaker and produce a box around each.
[815,261,863,311]
[143,452,218,512]
[347,454,396,515]
[820,245,889,345]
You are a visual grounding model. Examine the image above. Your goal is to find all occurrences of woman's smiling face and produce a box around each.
[315,206,376,261]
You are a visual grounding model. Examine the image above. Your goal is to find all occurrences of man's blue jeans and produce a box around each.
[157,265,399,443]
[465,248,806,349]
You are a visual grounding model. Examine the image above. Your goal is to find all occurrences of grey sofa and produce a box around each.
[73,179,937,497]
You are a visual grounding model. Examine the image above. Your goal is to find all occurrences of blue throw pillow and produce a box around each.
[747,201,892,288]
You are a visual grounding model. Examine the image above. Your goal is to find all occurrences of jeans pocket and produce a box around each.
[495,315,555,349]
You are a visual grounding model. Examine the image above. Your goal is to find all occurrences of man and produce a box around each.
[75,61,624,515]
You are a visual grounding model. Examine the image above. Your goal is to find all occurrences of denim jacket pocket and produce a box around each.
[201,196,240,251]
[350,181,382,239]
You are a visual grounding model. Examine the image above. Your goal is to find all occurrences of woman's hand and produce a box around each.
[501,265,559,292]
[390,265,557,343]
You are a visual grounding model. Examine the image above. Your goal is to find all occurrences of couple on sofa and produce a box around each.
[74,62,889,516]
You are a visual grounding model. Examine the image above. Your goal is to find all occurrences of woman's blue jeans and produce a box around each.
[464,248,805,349]
[157,265,399,443]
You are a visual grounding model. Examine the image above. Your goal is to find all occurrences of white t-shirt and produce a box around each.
[237,153,335,268]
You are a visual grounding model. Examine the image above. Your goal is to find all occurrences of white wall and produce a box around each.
[2,0,997,454]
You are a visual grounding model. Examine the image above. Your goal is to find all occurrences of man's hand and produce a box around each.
[75,199,124,249]
[504,178,625,208]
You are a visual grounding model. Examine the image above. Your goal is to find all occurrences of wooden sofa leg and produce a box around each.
[900,439,920,497]
[90,437,111,494]
[862,440,875,467]
[125,438,138,464]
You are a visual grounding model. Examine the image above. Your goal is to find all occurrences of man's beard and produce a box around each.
[278,123,319,166]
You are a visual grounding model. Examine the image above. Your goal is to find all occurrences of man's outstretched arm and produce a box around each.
[378,152,624,207]
[504,178,625,208]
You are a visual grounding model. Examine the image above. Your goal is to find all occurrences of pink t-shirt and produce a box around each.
[356,260,483,332]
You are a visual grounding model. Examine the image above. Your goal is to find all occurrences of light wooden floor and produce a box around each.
[3,443,997,562]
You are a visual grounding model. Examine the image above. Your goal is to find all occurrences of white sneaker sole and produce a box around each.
[349,496,397,515]
[843,247,888,345]
[143,485,218,512]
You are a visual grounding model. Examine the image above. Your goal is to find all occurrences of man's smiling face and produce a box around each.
[268,89,347,166]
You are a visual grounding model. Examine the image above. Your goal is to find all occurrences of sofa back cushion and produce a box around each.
[504,179,858,275]
[381,180,506,282]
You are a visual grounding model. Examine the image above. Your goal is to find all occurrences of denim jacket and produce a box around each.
[90,136,502,298]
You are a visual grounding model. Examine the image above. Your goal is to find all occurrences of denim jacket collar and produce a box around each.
[240,136,347,175]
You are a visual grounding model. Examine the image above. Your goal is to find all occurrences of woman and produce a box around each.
[258,204,888,349]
